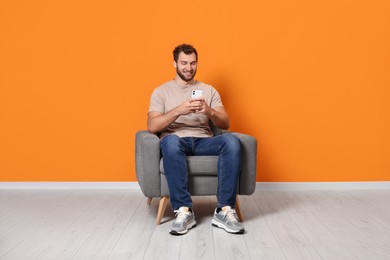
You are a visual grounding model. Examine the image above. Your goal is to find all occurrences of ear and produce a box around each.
[173,61,177,68]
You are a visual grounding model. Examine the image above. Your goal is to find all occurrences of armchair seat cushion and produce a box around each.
[135,128,257,199]
[160,156,219,176]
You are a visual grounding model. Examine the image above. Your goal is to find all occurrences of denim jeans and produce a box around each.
[160,133,241,210]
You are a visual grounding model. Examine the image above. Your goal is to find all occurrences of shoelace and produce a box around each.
[174,210,189,223]
[224,208,238,223]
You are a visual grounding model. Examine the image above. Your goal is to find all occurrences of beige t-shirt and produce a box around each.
[148,80,224,138]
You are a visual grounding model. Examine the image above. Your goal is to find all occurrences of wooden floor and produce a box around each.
[0,189,390,260]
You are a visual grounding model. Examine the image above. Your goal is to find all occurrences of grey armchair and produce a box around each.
[135,125,257,225]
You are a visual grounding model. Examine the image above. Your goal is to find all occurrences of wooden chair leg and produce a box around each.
[147,197,153,205]
[156,196,169,225]
[235,196,244,222]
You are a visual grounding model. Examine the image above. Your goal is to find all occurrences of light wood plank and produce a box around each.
[0,190,24,207]
[70,191,143,259]
[0,190,61,233]
[179,196,215,260]
[37,191,124,259]
[0,190,72,258]
[211,195,251,260]
[143,199,182,259]
[248,248,286,259]
[0,189,389,259]
[320,190,390,258]
[239,195,280,249]
[1,190,101,259]
[143,245,181,260]
[294,190,388,252]
[213,227,250,260]
[351,247,390,260]
[272,190,356,259]
[107,197,159,259]
[343,189,390,231]
[254,190,322,259]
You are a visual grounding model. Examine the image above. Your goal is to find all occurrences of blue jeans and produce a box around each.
[160,133,241,210]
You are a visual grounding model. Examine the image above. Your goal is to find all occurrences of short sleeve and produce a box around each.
[210,87,224,109]
[148,88,165,113]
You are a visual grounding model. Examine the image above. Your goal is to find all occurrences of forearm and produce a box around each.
[147,109,180,134]
[207,108,230,130]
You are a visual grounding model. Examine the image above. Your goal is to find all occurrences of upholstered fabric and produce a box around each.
[135,128,257,199]
[160,156,219,175]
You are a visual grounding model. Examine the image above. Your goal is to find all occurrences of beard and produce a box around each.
[177,67,197,82]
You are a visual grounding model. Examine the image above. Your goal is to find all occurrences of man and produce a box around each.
[147,43,244,235]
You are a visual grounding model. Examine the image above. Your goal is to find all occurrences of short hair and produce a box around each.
[173,44,198,62]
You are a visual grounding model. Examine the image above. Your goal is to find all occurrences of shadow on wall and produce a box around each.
[207,74,276,182]
[207,75,254,134]
[209,73,290,182]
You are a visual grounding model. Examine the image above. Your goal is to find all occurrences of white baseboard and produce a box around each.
[256,181,390,190]
[0,181,389,190]
[0,182,141,189]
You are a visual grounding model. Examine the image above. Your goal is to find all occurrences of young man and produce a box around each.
[147,44,244,235]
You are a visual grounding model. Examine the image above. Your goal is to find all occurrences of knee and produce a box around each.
[161,134,182,156]
[221,134,241,153]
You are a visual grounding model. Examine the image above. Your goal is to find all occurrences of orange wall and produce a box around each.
[1,0,389,182]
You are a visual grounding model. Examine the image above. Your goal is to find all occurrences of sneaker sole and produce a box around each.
[211,219,245,234]
[169,220,197,235]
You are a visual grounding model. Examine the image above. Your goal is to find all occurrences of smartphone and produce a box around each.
[191,89,203,99]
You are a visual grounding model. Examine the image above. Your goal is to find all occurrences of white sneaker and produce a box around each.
[169,207,196,235]
[212,206,244,234]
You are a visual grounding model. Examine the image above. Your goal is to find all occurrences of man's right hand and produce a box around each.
[177,99,203,115]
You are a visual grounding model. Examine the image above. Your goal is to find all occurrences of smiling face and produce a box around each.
[174,52,198,83]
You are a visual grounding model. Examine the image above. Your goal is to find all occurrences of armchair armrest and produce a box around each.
[230,132,257,195]
[135,130,161,197]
